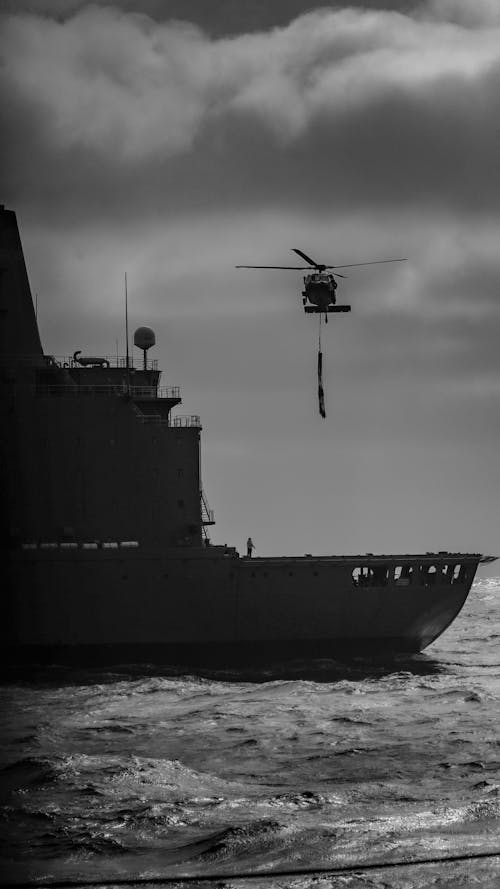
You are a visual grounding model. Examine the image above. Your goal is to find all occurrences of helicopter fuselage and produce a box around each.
[302,273,337,309]
[302,273,351,315]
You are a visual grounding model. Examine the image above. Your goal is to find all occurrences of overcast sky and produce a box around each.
[1,0,499,560]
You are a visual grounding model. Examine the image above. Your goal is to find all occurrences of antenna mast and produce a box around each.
[125,273,130,370]
[124,273,132,396]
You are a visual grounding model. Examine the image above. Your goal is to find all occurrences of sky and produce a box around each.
[1,0,500,561]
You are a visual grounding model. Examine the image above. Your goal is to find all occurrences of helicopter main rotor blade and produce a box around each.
[292,248,320,267]
[235,265,311,270]
[325,258,407,270]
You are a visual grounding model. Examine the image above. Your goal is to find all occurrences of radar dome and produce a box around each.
[134,327,156,350]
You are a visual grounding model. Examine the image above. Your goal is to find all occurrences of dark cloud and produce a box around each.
[3,0,500,32]
[1,3,499,225]
[0,1,428,33]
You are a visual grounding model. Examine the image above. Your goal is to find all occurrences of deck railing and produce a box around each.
[0,355,159,370]
[171,415,201,428]
[54,355,159,370]
[131,408,201,428]
[32,384,180,399]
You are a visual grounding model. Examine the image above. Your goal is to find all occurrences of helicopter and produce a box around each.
[236,248,407,319]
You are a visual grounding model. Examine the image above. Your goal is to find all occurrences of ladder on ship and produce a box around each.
[201,488,215,541]
[131,402,164,424]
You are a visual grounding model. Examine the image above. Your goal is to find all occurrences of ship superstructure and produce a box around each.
[0,205,493,664]
[1,206,215,553]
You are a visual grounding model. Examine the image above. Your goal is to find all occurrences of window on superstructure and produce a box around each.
[177,468,184,478]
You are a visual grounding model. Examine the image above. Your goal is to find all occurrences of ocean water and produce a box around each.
[1,577,499,888]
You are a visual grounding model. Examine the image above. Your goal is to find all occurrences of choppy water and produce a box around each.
[1,577,499,888]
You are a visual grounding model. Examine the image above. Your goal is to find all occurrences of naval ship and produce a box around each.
[0,205,493,664]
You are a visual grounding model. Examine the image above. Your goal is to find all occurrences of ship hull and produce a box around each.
[0,639,446,668]
[3,548,476,665]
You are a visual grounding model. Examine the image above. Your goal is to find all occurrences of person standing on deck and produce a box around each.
[246,537,255,558]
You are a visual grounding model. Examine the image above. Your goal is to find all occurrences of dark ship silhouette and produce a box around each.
[1,205,493,664]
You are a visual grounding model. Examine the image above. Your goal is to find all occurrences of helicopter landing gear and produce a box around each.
[304,305,351,313]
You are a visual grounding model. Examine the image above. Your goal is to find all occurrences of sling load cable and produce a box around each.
[318,313,326,418]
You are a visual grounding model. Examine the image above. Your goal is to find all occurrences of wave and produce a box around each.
[197,819,289,863]
[266,790,341,809]
[0,757,61,794]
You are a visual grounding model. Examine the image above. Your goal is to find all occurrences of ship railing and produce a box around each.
[20,540,140,551]
[31,384,180,399]
[170,415,201,428]
[52,355,159,370]
[139,387,180,400]
[131,412,201,427]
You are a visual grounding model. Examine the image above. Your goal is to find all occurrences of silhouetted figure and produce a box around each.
[247,537,255,558]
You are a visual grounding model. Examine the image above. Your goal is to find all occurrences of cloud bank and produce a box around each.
[1,0,500,218]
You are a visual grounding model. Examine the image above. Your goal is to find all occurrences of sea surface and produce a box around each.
[1,577,499,888]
